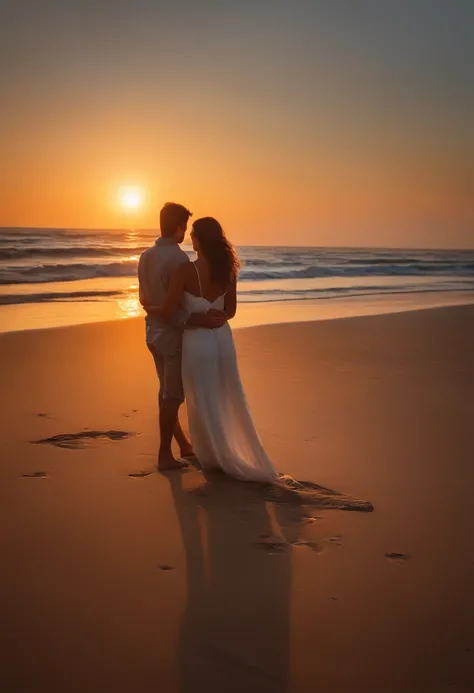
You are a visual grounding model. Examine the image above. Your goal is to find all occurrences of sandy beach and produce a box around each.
[1,305,473,692]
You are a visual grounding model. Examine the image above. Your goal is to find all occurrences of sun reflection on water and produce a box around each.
[117,283,141,319]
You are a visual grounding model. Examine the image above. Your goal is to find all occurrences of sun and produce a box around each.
[118,186,145,211]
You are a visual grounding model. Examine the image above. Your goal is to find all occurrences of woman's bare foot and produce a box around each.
[158,454,188,471]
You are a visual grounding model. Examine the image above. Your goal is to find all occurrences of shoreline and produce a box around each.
[1,288,473,337]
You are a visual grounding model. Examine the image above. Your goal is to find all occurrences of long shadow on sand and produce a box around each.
[166,470,372,693]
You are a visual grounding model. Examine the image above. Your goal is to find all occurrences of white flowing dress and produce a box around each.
[181,269,277,482]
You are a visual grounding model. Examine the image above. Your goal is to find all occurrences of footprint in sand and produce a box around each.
[31,430,134,449]
[303,515,324,524]
[258,538,322,554]
[123,409,140,418]
[291,540,323,553]
[258,540,288,554]
[325,536,343,547]
[258,534,342,554]
[385,552,410,564]
[21,471,48,478]
[128,471,154,478]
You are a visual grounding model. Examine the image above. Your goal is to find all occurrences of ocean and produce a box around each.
[1,227,473,332]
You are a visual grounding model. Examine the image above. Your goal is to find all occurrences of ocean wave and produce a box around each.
[239,262,474,281]
[0,245,148,260]
[237,286,474,303]
[0,261,138,284]
[0,289,122,305]
[0,227,156,240]
[345,256,463,265]
[2,280,472,307]
[1,257,474,285]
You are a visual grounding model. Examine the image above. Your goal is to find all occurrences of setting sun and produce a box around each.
[118,186,145,212]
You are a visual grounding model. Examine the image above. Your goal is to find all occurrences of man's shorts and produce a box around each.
[147,342,184,403]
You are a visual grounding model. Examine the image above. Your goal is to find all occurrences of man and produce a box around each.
[138,202,227,470]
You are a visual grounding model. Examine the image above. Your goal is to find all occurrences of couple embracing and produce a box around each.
[138,202,277,483]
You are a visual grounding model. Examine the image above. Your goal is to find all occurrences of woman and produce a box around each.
[148,217,278,483]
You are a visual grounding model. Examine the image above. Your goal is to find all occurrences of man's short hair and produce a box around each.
[160,202,193,237]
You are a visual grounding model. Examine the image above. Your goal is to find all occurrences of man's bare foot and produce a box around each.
[158,455,188,471]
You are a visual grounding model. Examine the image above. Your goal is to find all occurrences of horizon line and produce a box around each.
[1,226,473,253]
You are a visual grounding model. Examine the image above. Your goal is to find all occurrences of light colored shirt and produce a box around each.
[138,237,190,350]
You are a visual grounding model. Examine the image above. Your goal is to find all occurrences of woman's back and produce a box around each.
[182,260,229,303]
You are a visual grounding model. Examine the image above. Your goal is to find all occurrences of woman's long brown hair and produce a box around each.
[192,217,240,288]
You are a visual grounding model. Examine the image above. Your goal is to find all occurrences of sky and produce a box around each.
[0,0,473,247]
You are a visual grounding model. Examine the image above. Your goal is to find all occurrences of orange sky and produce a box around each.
[1,1,473,248]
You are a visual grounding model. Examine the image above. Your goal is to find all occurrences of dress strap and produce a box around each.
[193,262,203,297]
